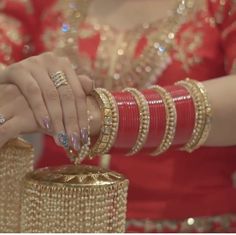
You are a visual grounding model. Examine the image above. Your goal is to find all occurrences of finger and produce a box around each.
[46,67,80,151]
[2,67,52,132]
[60,58,89,145]
[78,75,95,95]
[30,67,69,148]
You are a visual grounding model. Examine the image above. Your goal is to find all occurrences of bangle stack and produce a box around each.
[176,79,212,153]
[66,79,212,162]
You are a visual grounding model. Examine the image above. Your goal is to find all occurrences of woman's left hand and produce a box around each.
[0,84,40,147]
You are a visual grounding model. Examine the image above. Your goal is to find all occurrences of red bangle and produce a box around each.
[165,85,195,146]
[112,91,139,154]
[142,90,166,153]
[109,85,195,155]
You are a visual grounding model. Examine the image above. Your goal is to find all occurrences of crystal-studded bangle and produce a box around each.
[187,79,212,149]
[90,88,119,157]
[150,85,177,156]
[176,79,206,153]
[123,88,150,156]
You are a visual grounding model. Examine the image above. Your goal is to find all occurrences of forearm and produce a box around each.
[203,75,236,146]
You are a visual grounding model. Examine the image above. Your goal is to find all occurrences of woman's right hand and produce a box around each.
[0,52,94,151]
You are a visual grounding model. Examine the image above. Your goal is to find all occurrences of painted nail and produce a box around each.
[70,133,80,151]
[80,128,88,145]
[42,117,51,131]
[55,132,69,149]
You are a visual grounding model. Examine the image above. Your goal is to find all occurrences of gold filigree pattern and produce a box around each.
[26,164,126,186]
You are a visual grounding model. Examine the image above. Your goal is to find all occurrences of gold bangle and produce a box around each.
[187,79,212,149]
[150,85,177,156]
[123,88,150,156]
[100,88,119,153]
[90,88,118,156]
[176,79,206,152]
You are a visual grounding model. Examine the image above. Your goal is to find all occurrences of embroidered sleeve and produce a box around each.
[209,0,236,74]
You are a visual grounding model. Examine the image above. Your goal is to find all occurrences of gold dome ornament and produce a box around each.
[0,138,33,232]
[20,165,129,233]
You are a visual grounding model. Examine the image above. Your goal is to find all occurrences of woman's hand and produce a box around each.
[0,84,39,147]
[0,52,94,151]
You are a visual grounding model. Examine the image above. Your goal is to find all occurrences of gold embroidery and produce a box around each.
[45,0,209,90]
[173,29,203,72]
[79,0,198,91]
[0,14,25,63]
[214,0,227,24]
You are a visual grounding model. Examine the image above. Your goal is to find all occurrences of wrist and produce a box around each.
[87,95,102,136]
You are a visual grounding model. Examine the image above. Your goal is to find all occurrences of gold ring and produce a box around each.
[50,71,68,89]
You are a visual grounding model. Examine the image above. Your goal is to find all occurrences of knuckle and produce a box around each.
[6,65,21,81]
[60,57,71,66]
[27,56,39,65]
[42,52,56,62]
[60,87,74,102]
[45,88,59,102]
[6,84,19,96]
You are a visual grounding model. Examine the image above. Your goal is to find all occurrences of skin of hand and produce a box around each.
[0,83,102,149]
[0,52,94,152]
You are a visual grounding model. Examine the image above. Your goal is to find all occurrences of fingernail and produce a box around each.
[55,132,69,149]
[42,117,51,131]
[70,133,80,151]
[80,128,88,145]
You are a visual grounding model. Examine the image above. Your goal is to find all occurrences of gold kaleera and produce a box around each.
[20,164,129,233]
[0,138,33,232]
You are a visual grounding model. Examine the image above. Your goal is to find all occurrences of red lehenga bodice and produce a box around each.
[1,0,236,232]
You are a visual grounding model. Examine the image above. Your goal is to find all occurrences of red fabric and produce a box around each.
[1,0,236,224]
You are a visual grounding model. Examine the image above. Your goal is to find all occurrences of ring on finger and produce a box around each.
[50,71,68,89]
[0,114,6,125]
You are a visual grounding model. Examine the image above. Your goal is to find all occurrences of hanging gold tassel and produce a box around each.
[0,138,33,232]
